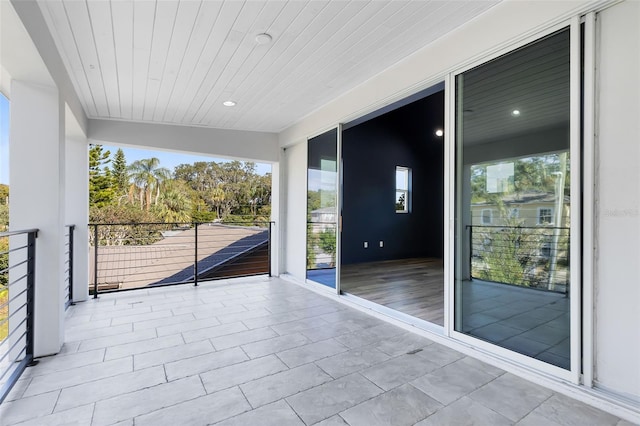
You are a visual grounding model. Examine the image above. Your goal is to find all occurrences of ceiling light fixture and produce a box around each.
[435,129,444,137]
[223,100,237,107]
[255,33,272,45]
[511,109,521,117]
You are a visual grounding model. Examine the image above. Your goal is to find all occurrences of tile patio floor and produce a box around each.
[0,276,630,426]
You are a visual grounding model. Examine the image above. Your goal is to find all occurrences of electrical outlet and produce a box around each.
[364,241,368,248]
[379,241,384,248]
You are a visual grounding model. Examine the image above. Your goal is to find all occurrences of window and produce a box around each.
[454,27,573,370]
[481,209,492,224]
[395,166,410,213]
[538,207,554,225]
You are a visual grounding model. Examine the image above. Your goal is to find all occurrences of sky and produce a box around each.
[0,93,270,185]
[100,145,272,176]
[0,94,9,184]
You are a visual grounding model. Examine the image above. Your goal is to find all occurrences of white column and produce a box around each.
[65,106,89,302]
[270,161,280,277]
[9,80,65,357]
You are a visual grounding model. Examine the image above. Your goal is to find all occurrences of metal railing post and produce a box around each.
[194,223,198,286]
[268,222,272,277]
[68,225,74,305]
[93,224,99,298]
[468,225,473,280]
[26,231,36,363]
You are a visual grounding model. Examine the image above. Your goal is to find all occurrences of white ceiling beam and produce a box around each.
[88,119,279,163]
[9,0,88,134]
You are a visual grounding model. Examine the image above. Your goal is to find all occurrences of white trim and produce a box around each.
[450,19,583,382]
[305,126,340,290]
[582,11,597,389]
[444,73,454,337]
[451,329,575,382]
[395,166,410,214]
[335,123,342,296]
[569,16,583,386]
[537,207,555,225]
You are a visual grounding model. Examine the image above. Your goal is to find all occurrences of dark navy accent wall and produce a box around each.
[341,91,444,265]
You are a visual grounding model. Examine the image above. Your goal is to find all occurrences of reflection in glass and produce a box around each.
[306,129,338,287]
[455,29,572,369]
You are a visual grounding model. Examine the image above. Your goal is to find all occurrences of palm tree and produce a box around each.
[128,158,170,211]
[157,180,192,223]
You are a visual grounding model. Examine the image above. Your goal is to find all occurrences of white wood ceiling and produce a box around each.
[462,28,570,145]
[38,0,500,133]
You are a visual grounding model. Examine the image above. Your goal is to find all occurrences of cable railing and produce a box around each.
[89,221,273,297]
[0,228,38,404]
[306,222,337,271]
[468,225,569,293]
[64,225,75,309]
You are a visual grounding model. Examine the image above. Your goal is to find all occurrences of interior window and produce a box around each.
[395,166,410,213]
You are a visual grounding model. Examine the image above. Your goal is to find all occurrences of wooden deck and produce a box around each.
[340,258,444,325]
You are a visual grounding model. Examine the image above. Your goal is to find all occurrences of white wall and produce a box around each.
[283,142,307,280]
[89,119,279,163]
[595,0,640,401]
[270,162,280,276]
[10,80,65,357]
[65,104,89,303]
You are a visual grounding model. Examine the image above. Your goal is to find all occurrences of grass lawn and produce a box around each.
[0,288,7,341]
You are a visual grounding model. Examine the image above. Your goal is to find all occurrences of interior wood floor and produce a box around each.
[340,257,444,326]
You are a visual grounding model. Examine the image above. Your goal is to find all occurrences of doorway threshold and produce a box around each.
[340,291,444,335]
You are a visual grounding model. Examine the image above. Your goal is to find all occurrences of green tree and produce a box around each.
[319,228,337,267]
[0,184,8,205]
[0,204,8,232]
[128,158,170,211]
[111,148,128,199]
[155,180,193,223]
[89,145,115,208]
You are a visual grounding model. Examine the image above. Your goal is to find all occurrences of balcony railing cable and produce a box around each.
[467,225,570,294]
[64,225,75,309]
[0,228,38,404]
[90,221,274,298]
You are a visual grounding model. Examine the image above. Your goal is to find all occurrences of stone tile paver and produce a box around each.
[1,276,628,426]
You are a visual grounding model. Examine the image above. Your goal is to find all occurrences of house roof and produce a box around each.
[472,190,570,206]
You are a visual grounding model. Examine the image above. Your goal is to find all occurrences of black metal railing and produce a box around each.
[89,221,274,297]
[468,225,569,293]
[306,222,337,271]
[64,225,75,309]
[0,228,38,404]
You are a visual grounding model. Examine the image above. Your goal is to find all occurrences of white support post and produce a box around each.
[65,106,89,302]
[10,80,65,357]
[270,161,280,277]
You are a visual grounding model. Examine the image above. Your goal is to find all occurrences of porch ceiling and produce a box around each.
[37,0,500,133]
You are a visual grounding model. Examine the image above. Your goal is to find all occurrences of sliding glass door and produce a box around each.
[306,128,339,288]
[454,27,577,373]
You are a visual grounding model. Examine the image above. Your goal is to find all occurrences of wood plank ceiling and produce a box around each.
[38,0,500,133]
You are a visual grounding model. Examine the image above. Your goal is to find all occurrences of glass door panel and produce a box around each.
[454,29,572,370]
[307,128,338,288]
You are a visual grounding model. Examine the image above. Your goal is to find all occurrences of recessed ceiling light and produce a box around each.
[435,129,444,137]
[255,33,272,45]
[223,100,237,107]
[511,109,521,117]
